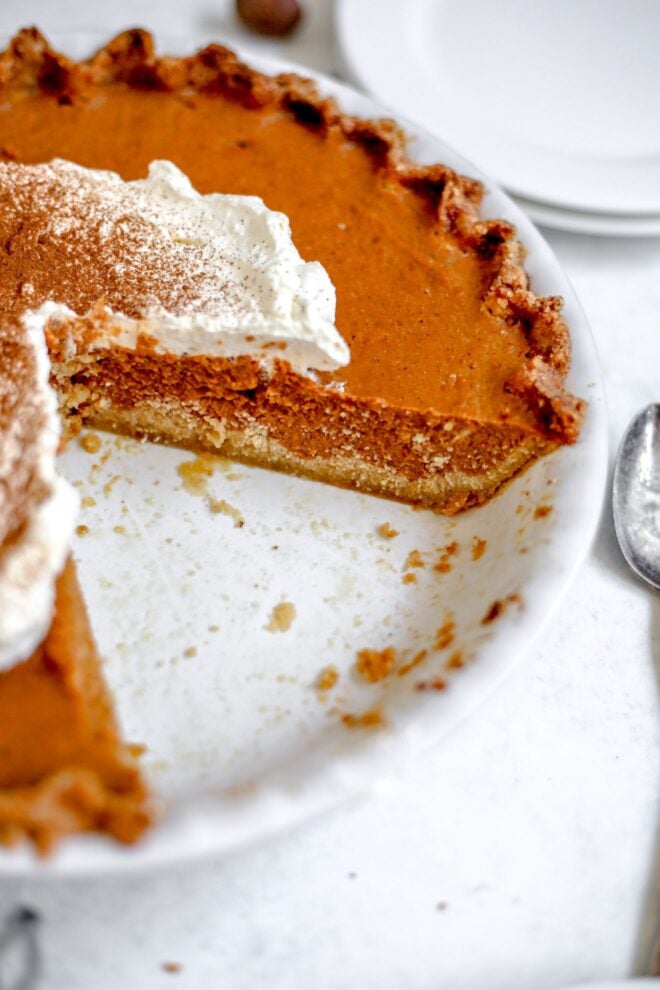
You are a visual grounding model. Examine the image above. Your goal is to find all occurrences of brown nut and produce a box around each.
[236,0,302,37]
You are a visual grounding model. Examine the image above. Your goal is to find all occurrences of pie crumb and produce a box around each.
[79,432,102,454]
[355,646,396,683]
[415,677,447,692]
[445,650,464,670]
[481,593,522,625]
[102,474,122,497]
[434,614,455,650]
[316,665,339,692]
[75,524,89,537]
[162,962,182,974]
[404,549,425,569]
[377,522,399,539]
[266,601,296,632]
[183,646,197,658]
[177,454,215,494]
[397,649,428,677]
[206,495,245,527]
[341,709,384,729]
[471,536,487,560]
[434,541,459,573]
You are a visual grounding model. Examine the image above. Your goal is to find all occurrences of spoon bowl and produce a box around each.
[613,403,660,590]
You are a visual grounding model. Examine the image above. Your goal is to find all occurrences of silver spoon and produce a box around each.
[613,403,660,590]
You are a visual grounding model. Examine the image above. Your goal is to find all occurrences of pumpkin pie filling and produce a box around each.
[0,28,584,852]
[0,559,153,853]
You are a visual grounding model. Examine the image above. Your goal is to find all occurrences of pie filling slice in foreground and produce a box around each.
[0,560,154,853]
[0,28,585,853]
[0,315,153,853]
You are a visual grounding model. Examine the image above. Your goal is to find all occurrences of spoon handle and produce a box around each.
[0,908,41,990]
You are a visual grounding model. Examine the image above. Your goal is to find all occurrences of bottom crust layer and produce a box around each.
[78,397,548,515]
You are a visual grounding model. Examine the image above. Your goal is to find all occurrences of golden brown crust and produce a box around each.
[0,26,583,443]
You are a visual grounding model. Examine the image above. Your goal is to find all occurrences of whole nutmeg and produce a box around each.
[236,0,302,37]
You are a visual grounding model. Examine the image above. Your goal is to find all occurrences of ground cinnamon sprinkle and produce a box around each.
[471,536,487,560]
[433,614,455,650]
[396,649,428,677]
[377,522,398,539]
[355,646,396,683]
[316,664,339,692]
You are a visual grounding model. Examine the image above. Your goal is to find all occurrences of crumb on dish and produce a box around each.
[355,646,396,683]
[377,522,399,539]
[265,601,296,632]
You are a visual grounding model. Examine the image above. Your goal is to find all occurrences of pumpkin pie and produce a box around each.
[0,28,584,853]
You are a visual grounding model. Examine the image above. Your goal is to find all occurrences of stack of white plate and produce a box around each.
[335,0,660,237]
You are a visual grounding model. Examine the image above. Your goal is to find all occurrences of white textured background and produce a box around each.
[1,2,659,988]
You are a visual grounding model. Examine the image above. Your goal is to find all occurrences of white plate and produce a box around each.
[0,34,607,875]
[336,0,660,216]
[515,195,660,238]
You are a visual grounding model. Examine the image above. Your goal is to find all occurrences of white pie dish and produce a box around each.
[0,32,607,875]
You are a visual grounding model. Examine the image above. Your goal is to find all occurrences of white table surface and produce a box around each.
[1,2,659,988]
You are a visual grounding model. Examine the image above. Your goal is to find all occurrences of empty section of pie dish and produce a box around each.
[0,33,607,873]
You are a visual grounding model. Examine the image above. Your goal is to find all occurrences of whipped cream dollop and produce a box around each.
[31,158,350,373]
[0,314,78,672]
[0,158,348,671]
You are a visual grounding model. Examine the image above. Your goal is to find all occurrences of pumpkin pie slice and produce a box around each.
[0,316,153,854]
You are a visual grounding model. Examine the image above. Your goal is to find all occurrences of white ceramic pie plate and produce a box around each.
[0,33,607,875]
